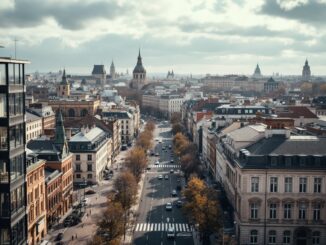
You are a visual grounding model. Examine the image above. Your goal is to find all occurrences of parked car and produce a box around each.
[170,169,174,173]
[155,160,160,165]
[55,233,63,241]
[170,159,174,163]
[158,175,163,180]
[164,175,169,180]
[176,200,182,208]
[85,189,96,195]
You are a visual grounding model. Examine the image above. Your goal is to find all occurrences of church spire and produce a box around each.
[60,68,68,85]
[54,110,69,157]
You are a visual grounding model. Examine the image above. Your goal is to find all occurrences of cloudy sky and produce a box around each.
[1,0,326,75]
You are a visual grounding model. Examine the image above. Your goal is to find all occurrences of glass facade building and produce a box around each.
[0,58,29,245]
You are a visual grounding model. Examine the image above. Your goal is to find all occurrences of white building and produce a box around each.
[26,112,43,142]
[69,127,110,185]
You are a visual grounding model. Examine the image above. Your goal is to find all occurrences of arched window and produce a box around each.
[80,109,88,117]
[250,230,258,244]
[68,108,75,117]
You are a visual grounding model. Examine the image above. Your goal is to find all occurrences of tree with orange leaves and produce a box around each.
[124,147,147,182]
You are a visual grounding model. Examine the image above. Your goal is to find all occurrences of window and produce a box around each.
[283,230,291,244]
[312,231,320,245]
[250,230,258,244]
[269,203,277,219]
[76,164,81,172]
[250,203,258,219]
[299,177,307,193]
[87,164,92,172]
[284,177,292,192]
[76,155,80,161]
[270,177,278,192]
[87,174,92,179]
[0,64,6,85]
[313,204,321,221]
[87,154,92,161]
[76,174,81,179]
[251,177,259,192]
[268,230,276,244]
[284,203,292,219]
[314,178,322,193]
[299,203,306,219]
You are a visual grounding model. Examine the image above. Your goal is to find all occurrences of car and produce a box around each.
[177,178,181,182]
[165,202,172,211]
[171,190,177,196]
[155,160,159,165]
[169,145,172,149]
[104,175,111,180]
[155,138,159,141]
[155,153,159,157]
[167,226,175,238]
[170,169,174,174]
[146,166,151,170]
[159,140,162,143]
[176,200,182,208]
[150,151,155,156]
[170,159,174,163]
[55,233,63,241]
[85,189,96,195]
[164,175,169,180]
[158,175,163,180]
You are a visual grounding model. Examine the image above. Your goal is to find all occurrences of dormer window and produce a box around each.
[271,156,278,167]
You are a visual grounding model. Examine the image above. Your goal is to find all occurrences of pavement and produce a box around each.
[45,145,132,245]
[128,122,196,245]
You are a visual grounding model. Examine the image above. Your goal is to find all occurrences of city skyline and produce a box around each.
[1,0,326,75]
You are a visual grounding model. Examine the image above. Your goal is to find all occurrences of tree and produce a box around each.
[300,82,312,95]
[114,171,138,211]
[145,120,155,132]
[125,147,147,182]
[180,153,200,180]
[173,133,190,157]
[172,123,185,135]
[136,130,153,151]
[98,201,124,244]
[170,112,182,124]
[182,176,221,245]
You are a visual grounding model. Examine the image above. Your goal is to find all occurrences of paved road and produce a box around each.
[133,123,194,245]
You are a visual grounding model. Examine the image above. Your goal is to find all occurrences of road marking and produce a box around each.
[150,223,154,231]
[139,223,143,231]
[135,223,140,231]
[182,224,186,231]
[154,223,157,231]
[186,224,190,232]
[134,223,191,232]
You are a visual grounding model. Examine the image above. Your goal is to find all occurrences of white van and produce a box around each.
[167,227,175,238]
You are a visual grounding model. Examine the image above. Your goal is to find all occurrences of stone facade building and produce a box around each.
[130,49,147,90]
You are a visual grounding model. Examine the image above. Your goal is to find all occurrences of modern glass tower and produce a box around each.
[0,57,29,245]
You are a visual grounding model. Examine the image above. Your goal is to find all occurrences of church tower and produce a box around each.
[302,59,311,81]
[57,69,70,97]
[131,49,147,90]
[110,60,116,79]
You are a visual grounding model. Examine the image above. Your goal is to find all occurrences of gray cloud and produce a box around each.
[0,0,128,30]
[260,0,326,25]
[178,21,311,41]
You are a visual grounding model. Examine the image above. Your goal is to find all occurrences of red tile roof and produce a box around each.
[277,106,318,119]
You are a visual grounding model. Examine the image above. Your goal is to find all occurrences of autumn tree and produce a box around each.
[182,176,221,245]
[124,147,147,182]
[98,201,125,244]
[172,123,185,135]
[173,133,190,157]
[180,153,200,180]
[136,130,153,151]
[145,120,155,132]
[114,171,138,211]
[170,112,182,124]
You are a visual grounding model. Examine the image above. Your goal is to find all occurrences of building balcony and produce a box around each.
[8,84,26,93]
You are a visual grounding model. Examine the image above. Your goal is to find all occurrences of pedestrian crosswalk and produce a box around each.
[149,164,180,168]
[135,223,193,232]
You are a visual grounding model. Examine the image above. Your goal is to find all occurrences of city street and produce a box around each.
[132,122,194,245]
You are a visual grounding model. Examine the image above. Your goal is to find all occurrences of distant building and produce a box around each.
[92,65,106,86]
[167,70,175,79]
[28,103,56,131]
[69,127,110,185]
[110,61,116,80]
[275,106,318,127]
[130,49,147,90]
[302,59,311,81]
[56,69,70,97]
[253,64,262,78]
[26,112,43,142]
[264,77,279,93]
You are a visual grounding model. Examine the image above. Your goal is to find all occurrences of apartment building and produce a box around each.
[69,127,110,185]
[26,112,42,142]
[216,128,326,245]
[26,153,47,245]
[0,58,29,245]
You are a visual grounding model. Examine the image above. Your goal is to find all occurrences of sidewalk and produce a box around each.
[121,171,146,245]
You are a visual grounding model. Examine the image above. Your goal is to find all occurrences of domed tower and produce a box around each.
[57,69,70,97]
[253,64,262,78]
[302,59,311,81]
[131,49,147,90]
